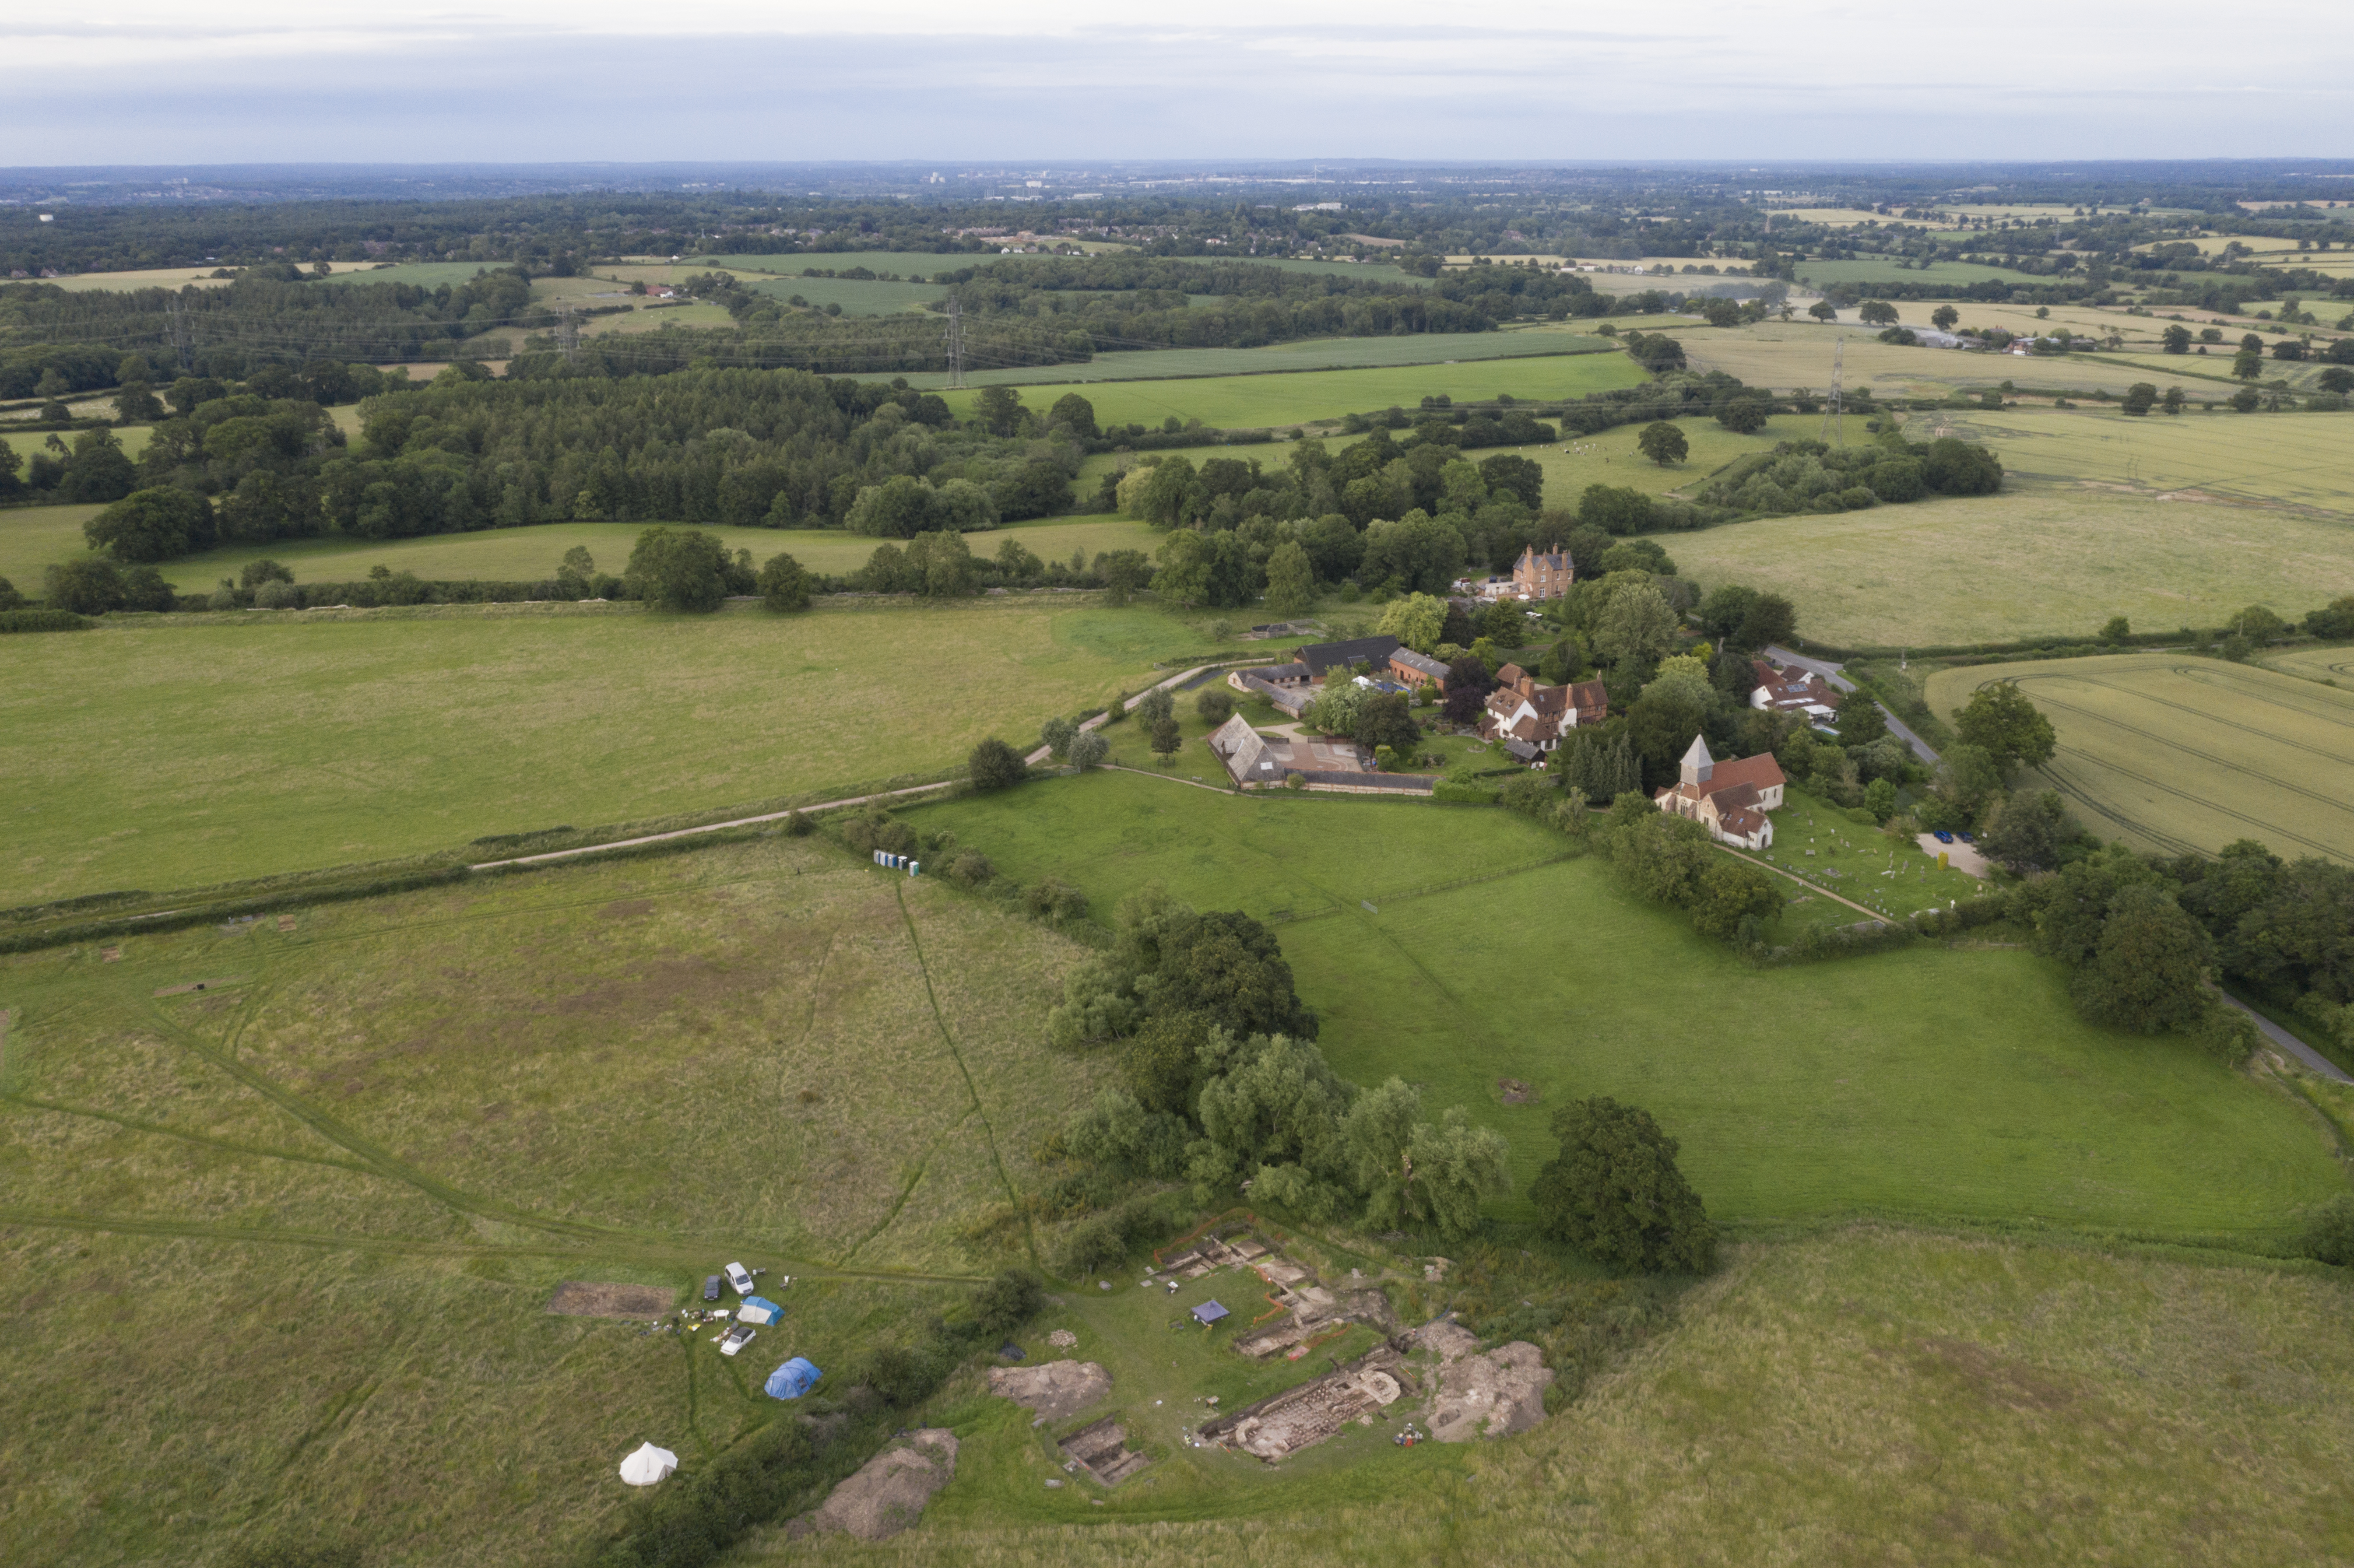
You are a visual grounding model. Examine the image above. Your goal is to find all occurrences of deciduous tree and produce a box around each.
[1529,1096,1716,1273]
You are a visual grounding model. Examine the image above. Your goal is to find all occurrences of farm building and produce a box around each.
[1389,648,1449,685]
[1291,635,1402,684]
[1654,735,1786,850]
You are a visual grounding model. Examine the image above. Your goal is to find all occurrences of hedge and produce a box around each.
[0,608,91,633]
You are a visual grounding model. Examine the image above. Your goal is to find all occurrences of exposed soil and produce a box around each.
[1498,1078,1538,1104]
[1060,1415,1150,1484]
[812,1428,957,1540]
[987,1359,1111,1423]
[1428,1340,1553,1442]
[544,1282,675,1318]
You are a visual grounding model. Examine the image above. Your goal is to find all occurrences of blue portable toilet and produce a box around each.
[764,1356,822,1400]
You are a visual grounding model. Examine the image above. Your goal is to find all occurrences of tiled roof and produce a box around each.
[1294,635,1402,676]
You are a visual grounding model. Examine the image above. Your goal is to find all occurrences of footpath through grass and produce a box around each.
[0,596,1219,906]
[909,770,2343,1236]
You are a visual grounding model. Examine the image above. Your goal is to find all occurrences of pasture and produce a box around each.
[937,351,1649,430]
[906,770,2341,1234]
[0,596,1220,905]
[903,324,1618,393]
[3,423,153,461]
[1923,654,2354,863]
[1937,404,2354,514]
[3,266,232,292]
[1676,321,2211,398]
[1672,488,2352,649]
[1793,257,2052,291]
[0,836,1110,1565]
[0,504,1163,596]
[307,261,527,290]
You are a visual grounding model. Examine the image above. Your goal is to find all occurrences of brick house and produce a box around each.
[1388,648,1449,686]
[1477,667,1610,758]
[1653,735,1786,850]
[1511,544,1574,600]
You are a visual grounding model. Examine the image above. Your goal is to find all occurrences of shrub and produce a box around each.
[1195,687,1235,726]
[2302,1194,2354,1266]
[253,580,299,609]
[968,737,1028,791]
[946,850,995,887]
[1024,877,1087,924]
[0,608,91,634]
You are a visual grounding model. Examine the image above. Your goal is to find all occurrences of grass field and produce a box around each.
[307,261,529,290]
[906,771,2341,1234]
[0,596,1223,905]
[1923,654,2354,863]
[6,266,233,292]
[765,1228,2354,1567]
[901,324,1619,393]
[937,351,1650,429]
[1676,322,2220,399]
[1793,257,2052,291]
[1936,405,2354,513]
[2,423,152,461]
[1672,488,2354,649]
[0,836,1114,1565]
[0,505,1163,597]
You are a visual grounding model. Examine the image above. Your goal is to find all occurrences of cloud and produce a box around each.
[0,11,2348,164]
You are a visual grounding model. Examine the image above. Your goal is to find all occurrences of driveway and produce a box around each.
[1765,644,1942,766]
[2224,995,2353,1084]
[1915,832,1990,879]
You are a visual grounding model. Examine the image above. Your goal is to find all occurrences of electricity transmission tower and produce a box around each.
[1820,336,1845,447]
[166,295,194,372]
[556,304,580,362]
[945,295,964,388]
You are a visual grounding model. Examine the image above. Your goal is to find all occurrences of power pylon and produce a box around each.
[1821,336,1845,447]
[946,295,964,389]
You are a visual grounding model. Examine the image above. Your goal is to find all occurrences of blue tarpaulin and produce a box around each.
[764,1356,822,1400]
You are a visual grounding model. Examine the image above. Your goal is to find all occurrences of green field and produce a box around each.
[1924,654,2354,863]
[0,837,1111,1565]
[0,505,1160,598]
[1678,322,2206,399]
[3,424,153,461]
[1938,405,2354,514]
[738,272,947,315]
[307,261,533,290]
[903,326,1617,393]
[759,1228,2354,1567]
[938,351,1650,429]
[2269,644,2354,685]
[906,771,2340,1234]
[1793,257,2053,291]
[0,597,1223,906]
[1673,488,2354,650]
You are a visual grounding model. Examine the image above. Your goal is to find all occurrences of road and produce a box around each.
[2223,994,2352,1084]
[1764,644,1942,765]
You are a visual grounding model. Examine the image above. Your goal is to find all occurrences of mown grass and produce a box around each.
[0,596,1222,905]
[757,1228,2354,1567]
[1923,653,2354,863]
[1938,404,2354,513]
[0,506,1163,597]
[935,347,1648,427]
[907,770,2341,1235]
[0,836,1110,1565]
[1672,488,2354,650]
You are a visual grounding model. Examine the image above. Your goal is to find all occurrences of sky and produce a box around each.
[6,2,2352,165]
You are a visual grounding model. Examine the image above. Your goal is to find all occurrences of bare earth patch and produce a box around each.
[812,1428,957,1540]
[544,1281,675,1318]
[987,1359,1112,1423]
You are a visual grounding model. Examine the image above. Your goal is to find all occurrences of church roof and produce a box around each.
[1681,734,1714,771]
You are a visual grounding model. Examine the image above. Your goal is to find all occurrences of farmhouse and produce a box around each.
[1478,667,1610,757]
[1751,660,1841,732]
[1654,735,1786,849]
[1292,635,1402,684]
[1453,544,1575,603]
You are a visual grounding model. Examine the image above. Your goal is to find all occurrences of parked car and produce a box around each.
[703,1276,722,1303]
[1958,831,1976,844]
[719,1325,756,1357]
[725,1261,755,1295]
[1932,830,1955,844]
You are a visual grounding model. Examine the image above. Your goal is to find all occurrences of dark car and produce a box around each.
[703,1275,722,1302]
[1933,830,1955,844]
[1958,831,1977,844]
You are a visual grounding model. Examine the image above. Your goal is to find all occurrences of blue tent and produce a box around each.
[764,1356,822,1400]
[737,1296,783,1326]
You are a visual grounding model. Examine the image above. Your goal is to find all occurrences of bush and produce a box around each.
[0,608,91,634]
[1025,877,1088,924]
[968,737,1028,791]
[946,850,994,887]
[840,808,914,857]
[1432,779,1500,803]
[253,580,299,609]
[1195,687,1235,726]
[2301,1194,2354,1266]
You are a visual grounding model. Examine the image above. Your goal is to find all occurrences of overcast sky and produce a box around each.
[7,2,2351,165]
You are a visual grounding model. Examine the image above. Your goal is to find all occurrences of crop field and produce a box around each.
[307,261,527,290]
[0,596,1223,905]
[1675,322,2223,398]
[1673,488,2352,649]
[1923,654,2354,863]
[0,504,1163,596]
[4,266,233,292]
[739,273,947,315]
[938,351,1650,430]
[1936,405,2354,515]
[907,771,2340,1234]
[903,325,1617,393]
[0,836,1114,1565]
[2269,644,2354,685]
